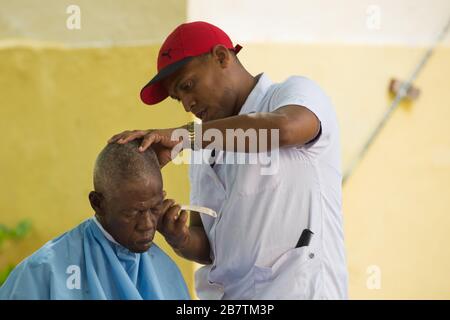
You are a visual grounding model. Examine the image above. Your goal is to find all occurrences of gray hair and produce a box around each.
[93,139,161,194]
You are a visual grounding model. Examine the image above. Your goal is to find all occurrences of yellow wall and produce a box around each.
[0,0,185,44]
[240,44,450,299]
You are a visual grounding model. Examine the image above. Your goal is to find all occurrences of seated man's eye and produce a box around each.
[182,80,193,90]
[151,204,164,215]
[124,211,139,218]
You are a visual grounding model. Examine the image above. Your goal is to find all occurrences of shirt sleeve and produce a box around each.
[268,76,338,157]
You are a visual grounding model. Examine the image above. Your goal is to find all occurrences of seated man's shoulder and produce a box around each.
[25,219,91,268]
[0,221,91,299]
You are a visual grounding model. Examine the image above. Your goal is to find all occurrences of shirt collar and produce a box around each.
[238,73,273,115]
[92,216,121,246]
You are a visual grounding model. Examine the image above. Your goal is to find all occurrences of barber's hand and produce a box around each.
[157,199,190,250]
[108,128,182,168]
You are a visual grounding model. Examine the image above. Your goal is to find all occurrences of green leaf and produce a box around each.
[12,220,32,239]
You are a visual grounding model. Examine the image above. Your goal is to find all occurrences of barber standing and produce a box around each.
[109,21,348,299]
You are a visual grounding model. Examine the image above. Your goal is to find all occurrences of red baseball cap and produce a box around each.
[140,21,242,105]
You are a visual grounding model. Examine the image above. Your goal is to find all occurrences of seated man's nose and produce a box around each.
[137,213,155,230]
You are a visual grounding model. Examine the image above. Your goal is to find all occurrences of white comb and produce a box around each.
[180,205,218,218]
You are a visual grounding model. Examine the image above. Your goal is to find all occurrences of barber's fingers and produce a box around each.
[140,133,182,152]
[118,130,149,144]
[161,134,183,146]
[108,133,121,143]
[139,132,161,152]
[108,130,131,143]
[108,130,149,144]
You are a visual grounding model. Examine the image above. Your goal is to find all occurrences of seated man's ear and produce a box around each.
[89,191,104,215]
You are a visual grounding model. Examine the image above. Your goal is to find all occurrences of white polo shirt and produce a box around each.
[189,73,348,299]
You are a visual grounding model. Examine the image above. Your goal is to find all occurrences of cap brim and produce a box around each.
[140,56,194,105]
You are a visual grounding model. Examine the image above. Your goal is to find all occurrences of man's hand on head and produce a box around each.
[108,128,182,168]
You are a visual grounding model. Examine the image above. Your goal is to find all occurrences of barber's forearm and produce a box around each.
[173,226,212,265]
[183,112,289,153]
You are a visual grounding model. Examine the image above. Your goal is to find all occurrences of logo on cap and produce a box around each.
[161,48,172,59]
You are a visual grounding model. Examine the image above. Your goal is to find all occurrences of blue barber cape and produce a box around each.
[0,218,190,300]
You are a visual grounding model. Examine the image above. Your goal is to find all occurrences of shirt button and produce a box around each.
[309,253,315,259]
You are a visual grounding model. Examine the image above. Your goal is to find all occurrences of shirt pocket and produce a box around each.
[251,246,322,299]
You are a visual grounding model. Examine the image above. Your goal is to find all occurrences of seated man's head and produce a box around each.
[89,140,163,253]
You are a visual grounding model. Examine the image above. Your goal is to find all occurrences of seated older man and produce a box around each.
[0,140,190,299]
